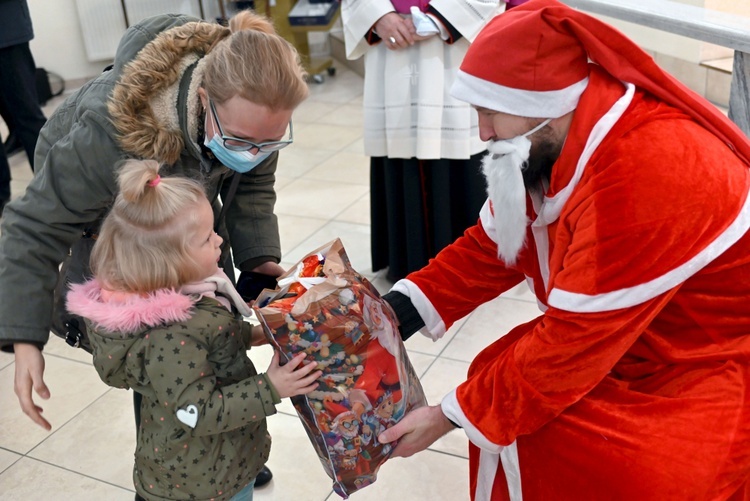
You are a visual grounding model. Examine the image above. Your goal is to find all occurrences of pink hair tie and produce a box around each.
[148,175,161,187]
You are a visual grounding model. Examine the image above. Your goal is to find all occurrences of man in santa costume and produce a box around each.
[378,0,750,499]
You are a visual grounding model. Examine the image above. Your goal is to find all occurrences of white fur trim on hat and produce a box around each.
[451,70,589,118]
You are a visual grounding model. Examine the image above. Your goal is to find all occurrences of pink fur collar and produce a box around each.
[66,280,196,333]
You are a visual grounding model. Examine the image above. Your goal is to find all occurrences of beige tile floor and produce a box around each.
[0,63,541,500]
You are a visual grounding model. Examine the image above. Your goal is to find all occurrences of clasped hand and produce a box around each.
[375,12,434,51]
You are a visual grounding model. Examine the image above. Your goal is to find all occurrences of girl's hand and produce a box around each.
[266,351,321,399]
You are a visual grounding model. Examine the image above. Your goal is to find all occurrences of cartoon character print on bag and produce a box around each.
[360,391,398,456]
[263,285,404,493]
[324,402,376,490]
[253,239,427,498]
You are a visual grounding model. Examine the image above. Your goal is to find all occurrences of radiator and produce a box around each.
[75,0,218,62]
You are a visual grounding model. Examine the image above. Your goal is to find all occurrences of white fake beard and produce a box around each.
[481,136,532,266]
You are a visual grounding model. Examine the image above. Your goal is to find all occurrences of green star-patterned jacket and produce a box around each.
[67,279,280,501]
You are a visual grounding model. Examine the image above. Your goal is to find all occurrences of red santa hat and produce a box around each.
[451,2,589,118]
[324,400,359,429]
[451,0,750,164]
[324,399,348,416]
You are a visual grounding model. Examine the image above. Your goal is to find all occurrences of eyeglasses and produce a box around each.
[208,98,293,153]
[340,419,359,430]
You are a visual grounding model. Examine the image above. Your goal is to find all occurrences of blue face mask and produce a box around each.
[204,131,271,174]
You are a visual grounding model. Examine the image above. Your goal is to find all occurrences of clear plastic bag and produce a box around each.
[254,239,427,498]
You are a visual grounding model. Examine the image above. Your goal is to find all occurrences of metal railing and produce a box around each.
[561,0,750,136]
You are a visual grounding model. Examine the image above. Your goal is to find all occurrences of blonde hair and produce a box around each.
[91,159,211,293]
[203,10,309,110]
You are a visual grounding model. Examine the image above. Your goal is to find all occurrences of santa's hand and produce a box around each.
[378,404,454,458]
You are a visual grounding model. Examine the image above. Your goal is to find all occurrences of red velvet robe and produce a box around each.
[393,68,750,500]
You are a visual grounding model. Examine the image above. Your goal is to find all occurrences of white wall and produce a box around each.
[26,0,747,86]
[708,0,750,17]
[582,0,746,64]
[25,0,223,85]
[27,0,113,85]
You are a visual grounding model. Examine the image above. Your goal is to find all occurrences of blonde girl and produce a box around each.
[67,159,320,501]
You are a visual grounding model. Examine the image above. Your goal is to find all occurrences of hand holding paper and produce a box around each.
[410,6,440,37]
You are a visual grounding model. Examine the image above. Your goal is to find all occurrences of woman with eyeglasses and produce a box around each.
[0,9,307,496]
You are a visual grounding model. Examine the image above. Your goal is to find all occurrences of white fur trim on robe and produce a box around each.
[443,389,523,501]
[391,278,446,340]
[342,0,501,159]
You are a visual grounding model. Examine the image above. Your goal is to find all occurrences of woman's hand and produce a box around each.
[14,343,52,430]
[251,261,285,278]
[249,324,268,347]
[374,12,416,50]
[265,351,322,398]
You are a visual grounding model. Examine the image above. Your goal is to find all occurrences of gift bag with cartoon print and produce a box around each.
[253,239,427,498]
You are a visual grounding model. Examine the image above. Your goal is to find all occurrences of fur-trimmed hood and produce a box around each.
[66,279,198,389]
[66,270,253,391]
[108,17,229,165]
[67,279,196,333]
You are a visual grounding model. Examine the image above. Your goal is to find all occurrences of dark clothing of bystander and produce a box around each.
[0,0,47,207]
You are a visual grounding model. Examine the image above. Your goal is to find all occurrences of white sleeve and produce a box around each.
[428,0,503,42]
[341,0,396,60]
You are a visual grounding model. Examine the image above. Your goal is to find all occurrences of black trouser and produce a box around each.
[0,41,46,200]
[133,391,145,501]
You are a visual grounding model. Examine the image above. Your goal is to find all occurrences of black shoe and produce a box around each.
[255,465,273,488]
[0,199,6,218]
[3,133,22,156]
